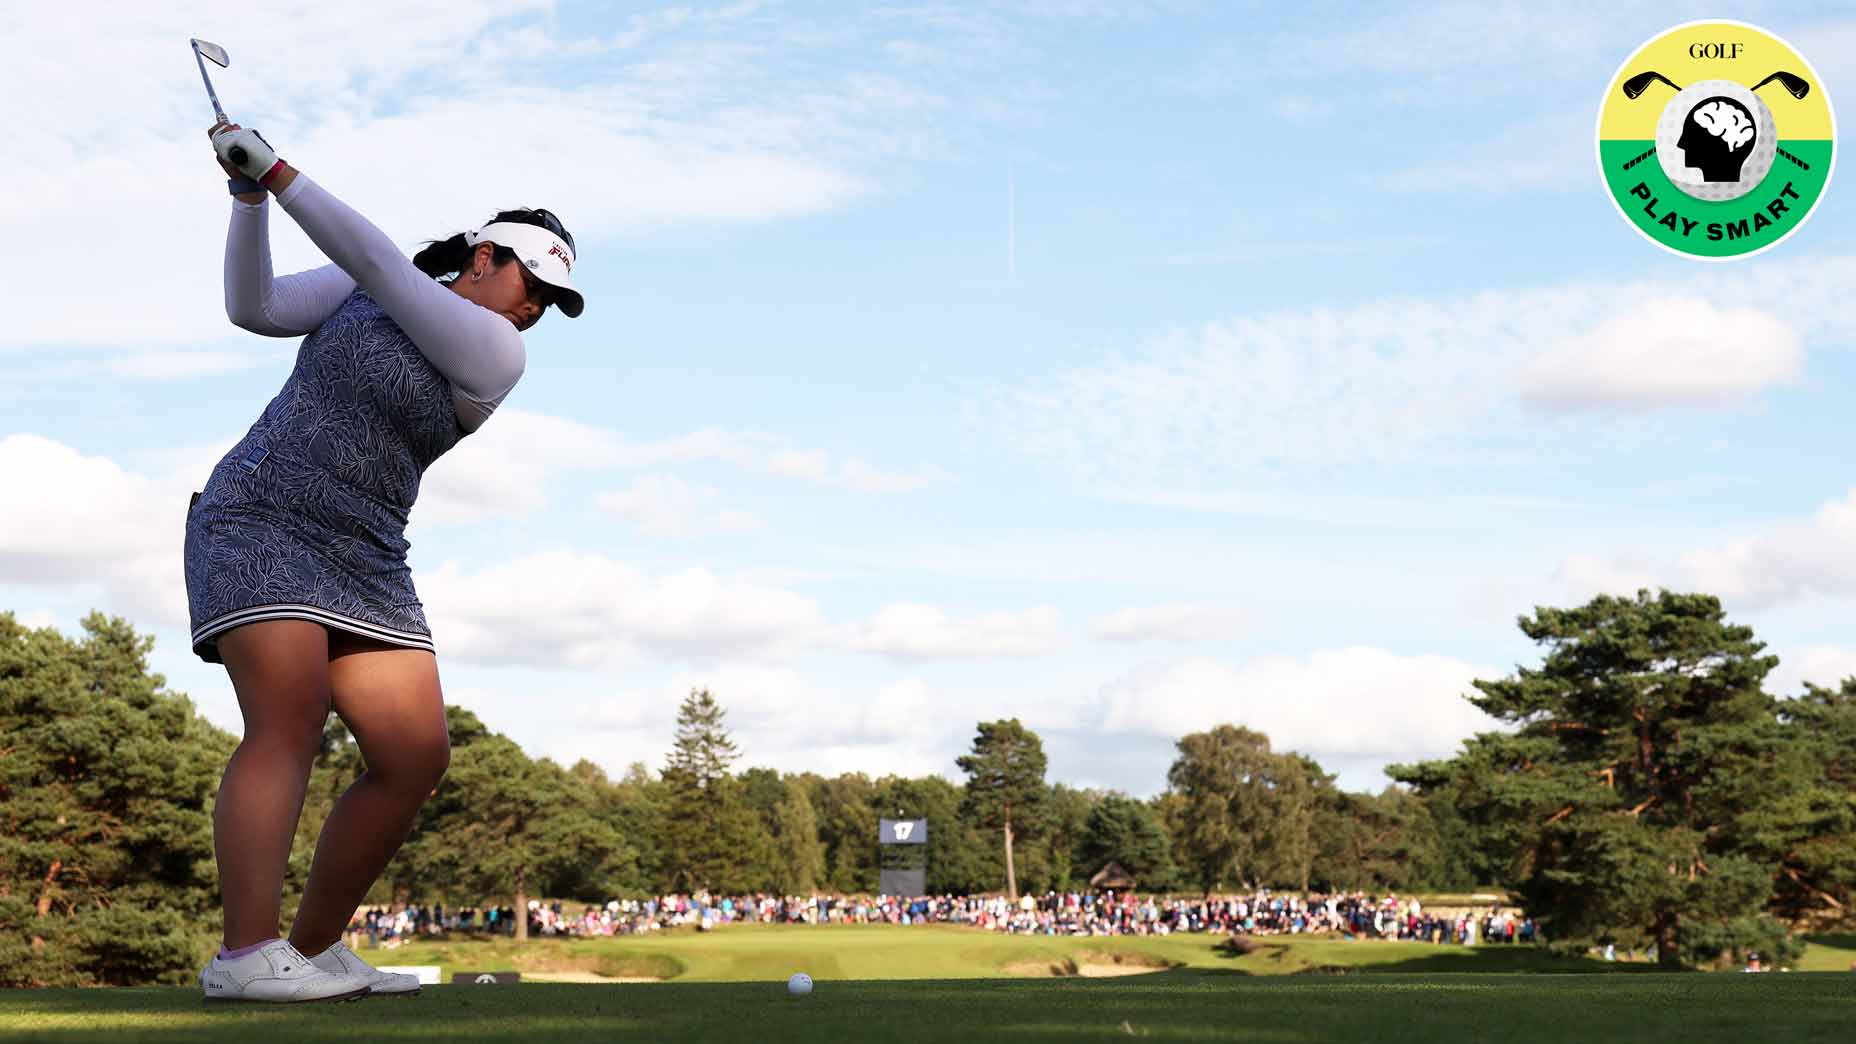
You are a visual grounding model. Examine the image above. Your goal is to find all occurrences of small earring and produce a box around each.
[471,270,482,282]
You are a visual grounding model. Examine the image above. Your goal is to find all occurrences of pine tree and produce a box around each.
[957,719,1047,900]
[659,689,753,892]
[1393,591,1804,968]
[1770,680,1856,925]
[0,613,233,986]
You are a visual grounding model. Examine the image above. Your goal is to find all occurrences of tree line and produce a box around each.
[3,590,1853,984]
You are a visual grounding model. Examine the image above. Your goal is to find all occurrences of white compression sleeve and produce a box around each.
[224,199,356,337]
[273,175,526,431]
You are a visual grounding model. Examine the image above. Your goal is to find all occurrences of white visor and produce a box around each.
[463,221,584,318]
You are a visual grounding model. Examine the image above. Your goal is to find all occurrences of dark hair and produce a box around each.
[411,208,577,281]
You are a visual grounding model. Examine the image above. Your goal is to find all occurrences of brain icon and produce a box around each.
[1691,100,1756,152]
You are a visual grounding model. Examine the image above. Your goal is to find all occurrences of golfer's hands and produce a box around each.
[208,121,247,178]
[209,122,282,183]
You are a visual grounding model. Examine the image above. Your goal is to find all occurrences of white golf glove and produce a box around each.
[211,126,283,184]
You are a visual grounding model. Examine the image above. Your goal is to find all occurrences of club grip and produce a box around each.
[229,145,248,166]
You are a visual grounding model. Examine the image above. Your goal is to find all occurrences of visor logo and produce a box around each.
[549,244,573,272]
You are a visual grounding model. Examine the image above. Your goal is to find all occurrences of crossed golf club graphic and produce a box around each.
[1617,69,1814,173]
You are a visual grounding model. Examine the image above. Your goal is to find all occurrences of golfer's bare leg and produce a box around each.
[214,620,333,950]
[288,632,449,954]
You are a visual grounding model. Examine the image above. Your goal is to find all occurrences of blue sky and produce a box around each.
[5,1,1855,794]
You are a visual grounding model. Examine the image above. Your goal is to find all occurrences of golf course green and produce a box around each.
[6,927,1854,1042]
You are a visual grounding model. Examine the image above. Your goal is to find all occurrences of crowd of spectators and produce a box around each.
[348,890,1537,948]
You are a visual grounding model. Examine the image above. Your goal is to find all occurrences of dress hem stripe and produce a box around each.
[191,603,434,653]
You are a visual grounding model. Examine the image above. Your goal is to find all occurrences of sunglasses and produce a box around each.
[531,208,574,253]
[513,260,558,311]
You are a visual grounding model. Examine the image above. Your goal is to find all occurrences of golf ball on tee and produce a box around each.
[788,972,813,996]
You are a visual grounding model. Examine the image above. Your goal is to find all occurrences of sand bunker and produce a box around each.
[1076,962,1165,978]
[1005,956,1171,978]
[521,970,663,984]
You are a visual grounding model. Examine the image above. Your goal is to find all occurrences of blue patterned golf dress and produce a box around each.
[184,288,461,663]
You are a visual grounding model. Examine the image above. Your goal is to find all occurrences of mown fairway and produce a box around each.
[5,928,1855,1042]
[7,974,1856,1043]
[366,923,1628,981]
[352,922,1856,981]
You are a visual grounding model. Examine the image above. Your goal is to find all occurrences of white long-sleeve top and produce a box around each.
[222,176,526,432]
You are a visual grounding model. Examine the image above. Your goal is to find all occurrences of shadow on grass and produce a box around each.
[1290,950,1657,975]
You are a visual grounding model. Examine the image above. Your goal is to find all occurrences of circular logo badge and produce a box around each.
[1597,20,1835,260]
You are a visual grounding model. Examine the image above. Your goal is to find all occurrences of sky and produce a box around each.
[4,1,1855,795]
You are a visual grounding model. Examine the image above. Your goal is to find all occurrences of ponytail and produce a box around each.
[412,233,473,280]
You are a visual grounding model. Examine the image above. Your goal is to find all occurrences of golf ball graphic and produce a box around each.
[1656,80,1776,202]
[788,972,813,996]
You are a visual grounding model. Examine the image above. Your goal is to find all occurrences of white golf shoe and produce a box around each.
[308,940,423,996]
[199,939,370,1003]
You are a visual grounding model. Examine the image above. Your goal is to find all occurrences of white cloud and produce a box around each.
[1093,648,1496,761]
[12,609,61,631]
[768,450,830,482]
[420,550,829,667]
[1555,489,1856,611]
[846,603,1066,660]
[1552,553,1663,601]
[1769,645,1856,698]
[2,1,998,351]
[0,434,191,627]
[1678,492,1856,609]
[767,449,939,492]
[992,257,1856,482]
[414,410,630,525]
[1519,296,1801,410]
[836,458,940,493]
[416,409,935,527]
[1093,604,1242,643]
[454,667,980,783]
[596,473,761,536]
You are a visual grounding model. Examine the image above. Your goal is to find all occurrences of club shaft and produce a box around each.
[193,48,229,124]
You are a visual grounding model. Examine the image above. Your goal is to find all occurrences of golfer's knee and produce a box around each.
[243,703,332,759]
[378,728,449,793]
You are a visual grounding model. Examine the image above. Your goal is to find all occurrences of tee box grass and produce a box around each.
[5,927,1855,1042]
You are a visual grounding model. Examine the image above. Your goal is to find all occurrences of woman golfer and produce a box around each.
[186,121,583,1002]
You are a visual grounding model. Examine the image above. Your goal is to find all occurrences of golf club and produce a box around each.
[1621,70,1680,100]
[1750,71,1811,100]
[190,38,247,167]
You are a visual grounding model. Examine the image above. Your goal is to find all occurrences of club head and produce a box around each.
[1621,71,1677,100]
[1750,71,1811,100]
[191,38,229,68]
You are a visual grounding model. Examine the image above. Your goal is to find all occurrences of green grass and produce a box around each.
[6,929,1854,1042]
[369,923,1608,981]
[6,974,1855,1042]
[1799,934,1856,972]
